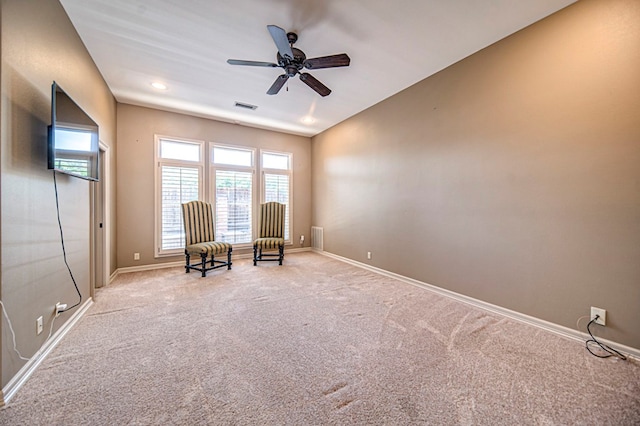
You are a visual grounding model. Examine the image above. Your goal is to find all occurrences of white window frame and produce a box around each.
[260,149,293,244]
[209,143,256,248]
[154,135,204,257]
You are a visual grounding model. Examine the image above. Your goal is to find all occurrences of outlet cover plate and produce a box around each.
[590,307,606,326]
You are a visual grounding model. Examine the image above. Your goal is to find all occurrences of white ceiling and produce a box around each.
[60,0,575,137]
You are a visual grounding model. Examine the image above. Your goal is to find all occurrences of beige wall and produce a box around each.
[312,0,640,348]
[116,104,311,268]
[0,0,117,388]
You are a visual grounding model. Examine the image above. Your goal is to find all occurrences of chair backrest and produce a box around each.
[258,202,286,238]
[182,201,215,245]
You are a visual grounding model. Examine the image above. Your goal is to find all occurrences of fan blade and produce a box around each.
[299,73,331,97]
[267,25,294,60]
[267,74,289,95]
[304,53,351,70]
[227,59,278,67]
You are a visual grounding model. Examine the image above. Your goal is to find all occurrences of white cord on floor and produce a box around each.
[0,300,31,361]
[47,312,57,340]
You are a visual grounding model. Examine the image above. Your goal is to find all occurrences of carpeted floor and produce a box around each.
[1,252,639,425]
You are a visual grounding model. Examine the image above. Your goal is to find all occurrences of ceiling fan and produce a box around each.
[227,25,351,97]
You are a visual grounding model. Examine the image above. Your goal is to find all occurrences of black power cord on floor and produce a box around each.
[53,171,82,313]
[585,315,627,361]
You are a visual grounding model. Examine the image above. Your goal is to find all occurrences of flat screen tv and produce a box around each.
[48,82,99,181]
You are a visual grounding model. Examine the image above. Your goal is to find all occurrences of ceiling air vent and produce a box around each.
[234,101,258,110]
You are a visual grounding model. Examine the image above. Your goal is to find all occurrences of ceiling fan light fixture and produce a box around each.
[301,116,315,124]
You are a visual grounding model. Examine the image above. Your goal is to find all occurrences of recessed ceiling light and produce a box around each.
[301,116,315,124]
[151,82,167,90]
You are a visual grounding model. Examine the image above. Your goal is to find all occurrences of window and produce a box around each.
[154,139,294,253]
[211,145,255,245]
[262,151,292,242]
[155,137,203,256]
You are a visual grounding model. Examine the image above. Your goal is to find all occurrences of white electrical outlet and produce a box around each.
[55,302,67,317]
[300,235,305,245]
[134,252,140,260]
[367,251,372,260]
[36,316,43,335]
[591,307,606,326]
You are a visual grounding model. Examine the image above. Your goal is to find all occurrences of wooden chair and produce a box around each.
[181,201,232,277]
[253,202,285,266]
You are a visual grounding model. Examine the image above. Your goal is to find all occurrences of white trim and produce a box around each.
[280,247,310,255]
[210,143,256,169]
[101,142,111,288]
[316,249,640,361]
[89,142,110,296]
[259,149,293,244]
[2,299,94,404]
[117,261,184,274]
[210,142,257,246]
[260,148,292,171]
[156,134,206,163]
[154,135,205,258]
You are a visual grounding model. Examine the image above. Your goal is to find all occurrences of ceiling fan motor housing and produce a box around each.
[277,47,306,76]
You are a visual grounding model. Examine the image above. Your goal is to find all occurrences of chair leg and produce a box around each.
[185,252,191,273]
[279,244,284,265]
[200,253,207,277]
[227,248,232,270]
[253,245,258,266]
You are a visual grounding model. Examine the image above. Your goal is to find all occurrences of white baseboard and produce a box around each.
[2,298,94,404]
[317,249,640,361]
[281,247,312,254]
[113,247,312,276]
[116,260,184,275]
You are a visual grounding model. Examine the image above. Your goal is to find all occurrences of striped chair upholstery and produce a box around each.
[181,201,232,277]
[253,202,285,265]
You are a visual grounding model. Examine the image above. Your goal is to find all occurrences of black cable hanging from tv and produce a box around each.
[53,170,82,313]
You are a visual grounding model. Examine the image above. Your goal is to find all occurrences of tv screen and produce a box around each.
[48,82,99,181]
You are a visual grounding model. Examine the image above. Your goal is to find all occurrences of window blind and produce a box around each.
[160,165,199,250]
[215,169,253,244]
[264,173,290,241]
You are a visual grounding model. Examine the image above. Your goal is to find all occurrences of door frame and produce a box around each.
[90,142,110,297]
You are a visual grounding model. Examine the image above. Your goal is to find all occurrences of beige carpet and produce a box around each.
[1,252,639,425]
